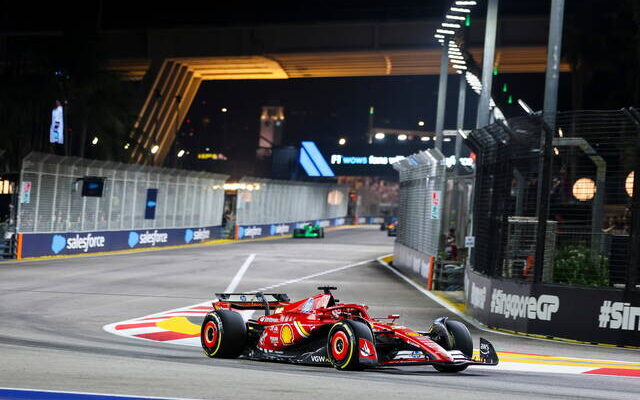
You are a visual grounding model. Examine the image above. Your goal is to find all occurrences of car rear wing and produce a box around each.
[213,292,290,315]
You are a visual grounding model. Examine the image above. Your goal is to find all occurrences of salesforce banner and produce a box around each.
[236,217,346,240]
[357,216,385,225]
[464,269,640,347]
[20,226,222,258]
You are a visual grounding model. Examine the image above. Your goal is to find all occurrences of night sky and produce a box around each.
[181,71,571,176]
[1,0,636,176]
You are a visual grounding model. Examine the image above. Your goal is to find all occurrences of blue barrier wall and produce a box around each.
[19,226,223,258]
[236,217,347,239]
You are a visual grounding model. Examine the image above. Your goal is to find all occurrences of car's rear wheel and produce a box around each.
[327,320,375,370]
[318,228,325,238]
[201,310,246,358]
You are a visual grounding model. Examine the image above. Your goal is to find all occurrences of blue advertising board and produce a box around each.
[144,188,158,219]
[236,217,347,240]
[19,226,223,258]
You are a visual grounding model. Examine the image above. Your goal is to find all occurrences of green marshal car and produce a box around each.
[292,224,325,239]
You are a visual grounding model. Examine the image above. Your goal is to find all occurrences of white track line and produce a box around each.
[225,253,256,292]
[104,257,375,343]
[375,255,493,333]
[254,258,372,292]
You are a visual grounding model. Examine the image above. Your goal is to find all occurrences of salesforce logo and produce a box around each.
[51,233,106,254]
[239,226,262,239]
[184,228,211,243]
[138,230,169,246]
[270,224,290,235]
[128,232,139,248]
[51,235,66,254]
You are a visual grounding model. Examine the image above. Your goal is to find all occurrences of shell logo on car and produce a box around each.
[280,324,294,344]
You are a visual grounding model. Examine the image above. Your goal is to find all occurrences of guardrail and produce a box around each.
[16,225,223,259]
[465,269,640,347]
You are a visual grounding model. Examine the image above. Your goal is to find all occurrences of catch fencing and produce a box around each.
[16,152,228,258]
[392,149,447,279]
[465,110,639,288]
[234,178,348,239]
[463,109,640,347]
[18,152,227,233]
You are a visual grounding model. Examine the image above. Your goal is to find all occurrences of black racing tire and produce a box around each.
[201,310,246,358]
[327,320,374,370]
[318,228,325,238]
[433,319,472,373]
[445,320,473,359]
[433,363,469,373]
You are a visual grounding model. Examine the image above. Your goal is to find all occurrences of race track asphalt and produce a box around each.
[1,226,639,400]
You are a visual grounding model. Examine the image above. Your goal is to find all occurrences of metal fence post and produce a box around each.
[120,169,128,230]
[130,171,137,230]
[106,169,114,230]
[173,175,179,227]
[33,167,43,232]
[50,163,60,232]
[624,108,640,291]
[534,116,554,283]
[94,167,102,230]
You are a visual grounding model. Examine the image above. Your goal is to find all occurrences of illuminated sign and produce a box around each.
[49,104,64,144]
[213,183,263,191]
[197,153,228,160]
[444,156,475,168]
[330,155,405,166]
[0,179,13,195]
[299,141,335,177]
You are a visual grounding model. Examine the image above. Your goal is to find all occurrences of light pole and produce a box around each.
[476,0,499,128]
[543,0,566,132]
[435,42,449,152]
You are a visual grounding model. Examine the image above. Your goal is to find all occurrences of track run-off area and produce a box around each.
[1,226,639,400]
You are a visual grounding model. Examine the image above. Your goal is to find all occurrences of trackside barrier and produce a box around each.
[356,216,385,225]
[17,226,223,258]
[391,149,446,281]
[464,109,640,347]
[236,218,347,240]
[234,177,348,235]
[17,152,228,234]
[465,269,640,347]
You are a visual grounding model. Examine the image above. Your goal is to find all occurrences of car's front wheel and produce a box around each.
[327,320,376,370]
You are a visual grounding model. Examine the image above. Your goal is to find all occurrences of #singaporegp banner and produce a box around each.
[18,226,223,258]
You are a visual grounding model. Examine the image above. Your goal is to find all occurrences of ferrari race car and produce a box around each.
[200,287,498,372]
[292,224,325,238]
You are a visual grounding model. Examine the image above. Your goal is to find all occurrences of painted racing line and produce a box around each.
[103,257,640,379]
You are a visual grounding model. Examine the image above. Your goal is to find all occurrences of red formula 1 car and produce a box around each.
[200,287,499,372]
